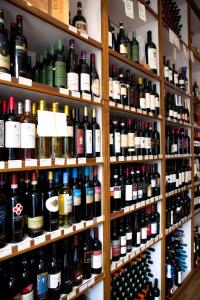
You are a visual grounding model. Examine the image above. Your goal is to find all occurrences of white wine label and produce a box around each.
[125,185,133,201]
[8,160,22,169]
[59,87,69,95]
[28,216,43,229]
[148,48,157,70]
[80,73,90,91]
[67,72,79,91]
[68,24,78,33]
[21,123,36,149]
[121,134,128,147]
[0,72,11,82]
[18,76,32,86]
[86,129,92,154]
[91,79,100,97]
[112,80,120,100]
[5,121,20,148]
[45,196,59,212]
[48,272,61,289]
[120,44,128,54]
[0,54,10,70]
[95,129,101,153]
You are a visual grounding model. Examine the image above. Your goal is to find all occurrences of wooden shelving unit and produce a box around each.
[0,0,200,299]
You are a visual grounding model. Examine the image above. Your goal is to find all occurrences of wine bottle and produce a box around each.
[51,102,62,159]
[73,235,83,286]
[35,247,48,300]
[60,239,73,295]
[48,243,61,299]
[79,50,90,94]
[93,166,101,218]
[83,106,92,158]
[66,39,79,92]
[131,31,139,63]
[117,21,128,57]
[92,227,102,274]
[73,2,87,34]
[0,9,10,73]
[83,231,92,279]
[54,40,66,88]
[0,173,7,248]
[63,105,74,158]
[20,254,34,299]
[72,167,82,223]
[91,108,101,158]
[111,221,120,262]
[6,260,21,299]
[14,15,27,78]
[74,107,85,158]
[145,31,157,74]
[83,166,94,220]
[90,53,100,98]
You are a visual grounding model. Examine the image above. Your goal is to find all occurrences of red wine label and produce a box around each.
[151,222,157,234]
[80,73,90,91]
[125,184,132,201]
[76,128,84,154]
[114,186,121,199]
[112,239,120,257]
[92,250,102,269]
[147,224,151,237]
[141,227,147,240]
[95,186,101,202]
[12,203,23,216]
[67,72,79,91]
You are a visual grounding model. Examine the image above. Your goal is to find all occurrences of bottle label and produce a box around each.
[86,187,94,204]
[86,129,92,154]
[141,227,147,240]
[164,66,169,78]
[178,271,182,284]
[147,184,152,197]
[80,73,90,92]
[121,134,128,148]
[145,92,150,109]
[174,73,178,84]
[21,123,36,149]
[120,44,128,55]
[55,61,66,87]
[114,132,121,153]
[21,285,34,299]
[151,222,157,234]
[179,79,184,85]
[137,231,141,244]
[95,129,101,153]
[151,179,156,188]
[75,20,87,34]
[147,48,157,70]
[91,79,100,97]
[114,186,121,199]
[145,137,151,149]
[59,194,72,215]
[84,250,91,264]
[67,72,79,91]
[0,120,4,148]
[120,235,127,246]
[125,184,132,201]
[112,239,120,257]
[109,77,113,98]
[76,128,84,154]
[120,86,127,96]
[171,144,178,153]
[92,250,102,269]
[73,189,81,206]
[48,272,61,289]
[94,186,101,202]
[155,97,159,108]
[138,189,143,199]
[135,136,141,149]
[28,216,43,229]
[128,132,135,147]
[150,94,155,110]
[133,189,137,200]
[108,31,112,48]
[66,125,73,137]
[0,53,10,70]
[5,121,20,148]
[37,272,48,297]
[110,133,113,145]
[126,232,132,240]
[112,80,120,100]
[169,70,172,81]
[140,97,146,109]
[45,196,59,212]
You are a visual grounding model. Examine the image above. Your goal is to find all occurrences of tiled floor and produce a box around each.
[177,267,200,300]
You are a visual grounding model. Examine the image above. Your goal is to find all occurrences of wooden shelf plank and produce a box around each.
[166,185,192,199]
[164,80,191,98]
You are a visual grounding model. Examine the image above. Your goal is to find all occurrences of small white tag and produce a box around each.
[0,244,12,258]
[0,72,11,82]
[138,2,146,21]
[68,24,78,33]
[117,103,123,109]
[78,157,86,164]
[18,238,31,251]
[75,221,85,230]
[131,107,136,111]
[140,201,145,207]
[79,282,88,293]
[124,0,134,19]
[130,251,136,259]
[145,155,149,159]
[136,203,140,208]
[71,91,80,98]
[143,111,147,115]
[55,158,65,165]
[51,229,62,239]
[82,92,91,101]
[8,160,22,169]
[40,158,52,166]
[130,204,135,211]
[25,159,37,167]
[34,234,46,245]
[109,101,115,107]
[97,215,104,222]
[80,32,88,39]
[93,96,101,103]
[136,248,140,254]
[110,156,116,162]
[63,226,73,235]
[96,157,103,163]
[0,161,5,169]
[137,108,142,114]
[118,156,124,161]
[124,105,130,110]
[149,112,153,116]
[132,156,137,160]
[59,87,69,95]
[138,155,143,160]
[124,206,130,212]
[126,156,132,161]
[85,220,94,227]
[18,76,32,86]
[67,158,76,165]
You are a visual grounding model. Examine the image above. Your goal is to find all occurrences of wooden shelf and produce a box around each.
[111,235,162,274]
[164,80,191,98]
[0,216,104,262]
[110,195,162,220]
[165,154,192,160]
[165,118,192,128]
[109,49,161,81]
[166,185,192,199]
[110,155,162,164]
[0,77,102,107]
[165,214,192,237]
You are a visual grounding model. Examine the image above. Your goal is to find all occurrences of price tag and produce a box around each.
[137,108,142,114]
[138,155,143,160]
[34,234,46,246]
[118,156,124,161]
[130,204,135,211]
[138,1,146,22]
[18,239,31,251]
[79,282,88,292]
[85,220,94,227]
[67,158,76,165]
[131,107,136,112]
[158,154,162,159]
[110,156,116,162]
[97,215,104,222]
[124,105,130,110]
[68,24,78,33]
[82,92,91,101]
[78,157,86,164]
[80,32,88,39]
[124,0,134,19]
[140,201,145,207]
[143,110,147,115]
[96,157,103,163]
[59,87,69,95]
[67,289,77,299]
[109,101,115,107]
[51,229,62,239]
[126,156,132,161]
[117,103,123,109]
[0,244,12,258]
[136,203,140,208]
[88,277,95,287]
[63,226,73,235]
[136,248,140,255]
[18,76,32,86]
[75,221,85,230]
[0,161,5,169]
[124,255,130,263]
[40,159,52,166]
[55,158,65,165]
[132,156,137,160]
[149,155,154,159]
[190,50,194,63]
[169,28,174,44]
[149,112,153,116]
[93,96,101,103]
[0,72,11,82]
[71,91,80,98]
[25,159,37,167]
[124,206,130,213]
[8,160,22,169]
[144,155,149,159]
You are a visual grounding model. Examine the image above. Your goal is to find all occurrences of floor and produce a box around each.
[177,267,200,300]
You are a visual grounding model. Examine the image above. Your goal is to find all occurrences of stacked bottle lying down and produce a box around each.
[111,250,160,300]
[0,229,102,299]
[0,167,101,248]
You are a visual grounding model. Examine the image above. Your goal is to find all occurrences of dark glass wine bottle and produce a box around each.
[72,167,82,223]
[60,239,73,295]
[14,15,27,78]
[83,106,92,158]
[48,243,61,299]
[73,235,83,286]
[79,50,90,94]
[90,53,100,98]
[93,166,101,218]
[0,9,10,73]
[83,166,94,220]
[35,247,48,300]
[83,230,92,279]
[20,254,34,299]
[145,31,157,74]
[72,2,87,34]
[66,39,79,92]
[92,227,102,274]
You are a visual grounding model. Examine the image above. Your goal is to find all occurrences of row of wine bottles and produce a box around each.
[163,57,188,92]
[194,131,200,154]
[108,20,158,74]
[165,159,191,193]
[111,252,160,300]
[1,10,100,98]
[165,229,187,298]
[166,127,190,155]
[110,164,160,213]
[0,166,101,248]
[0,97,101,161]
[111,207,160,262]
[194,186,200,210]
[194,225,200,267]
[109,66,160,116]
[165,92,190,123]
[165,191,191,229]
[110,117,160,158]
[162,0,183,37]
[0,228,102,300]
